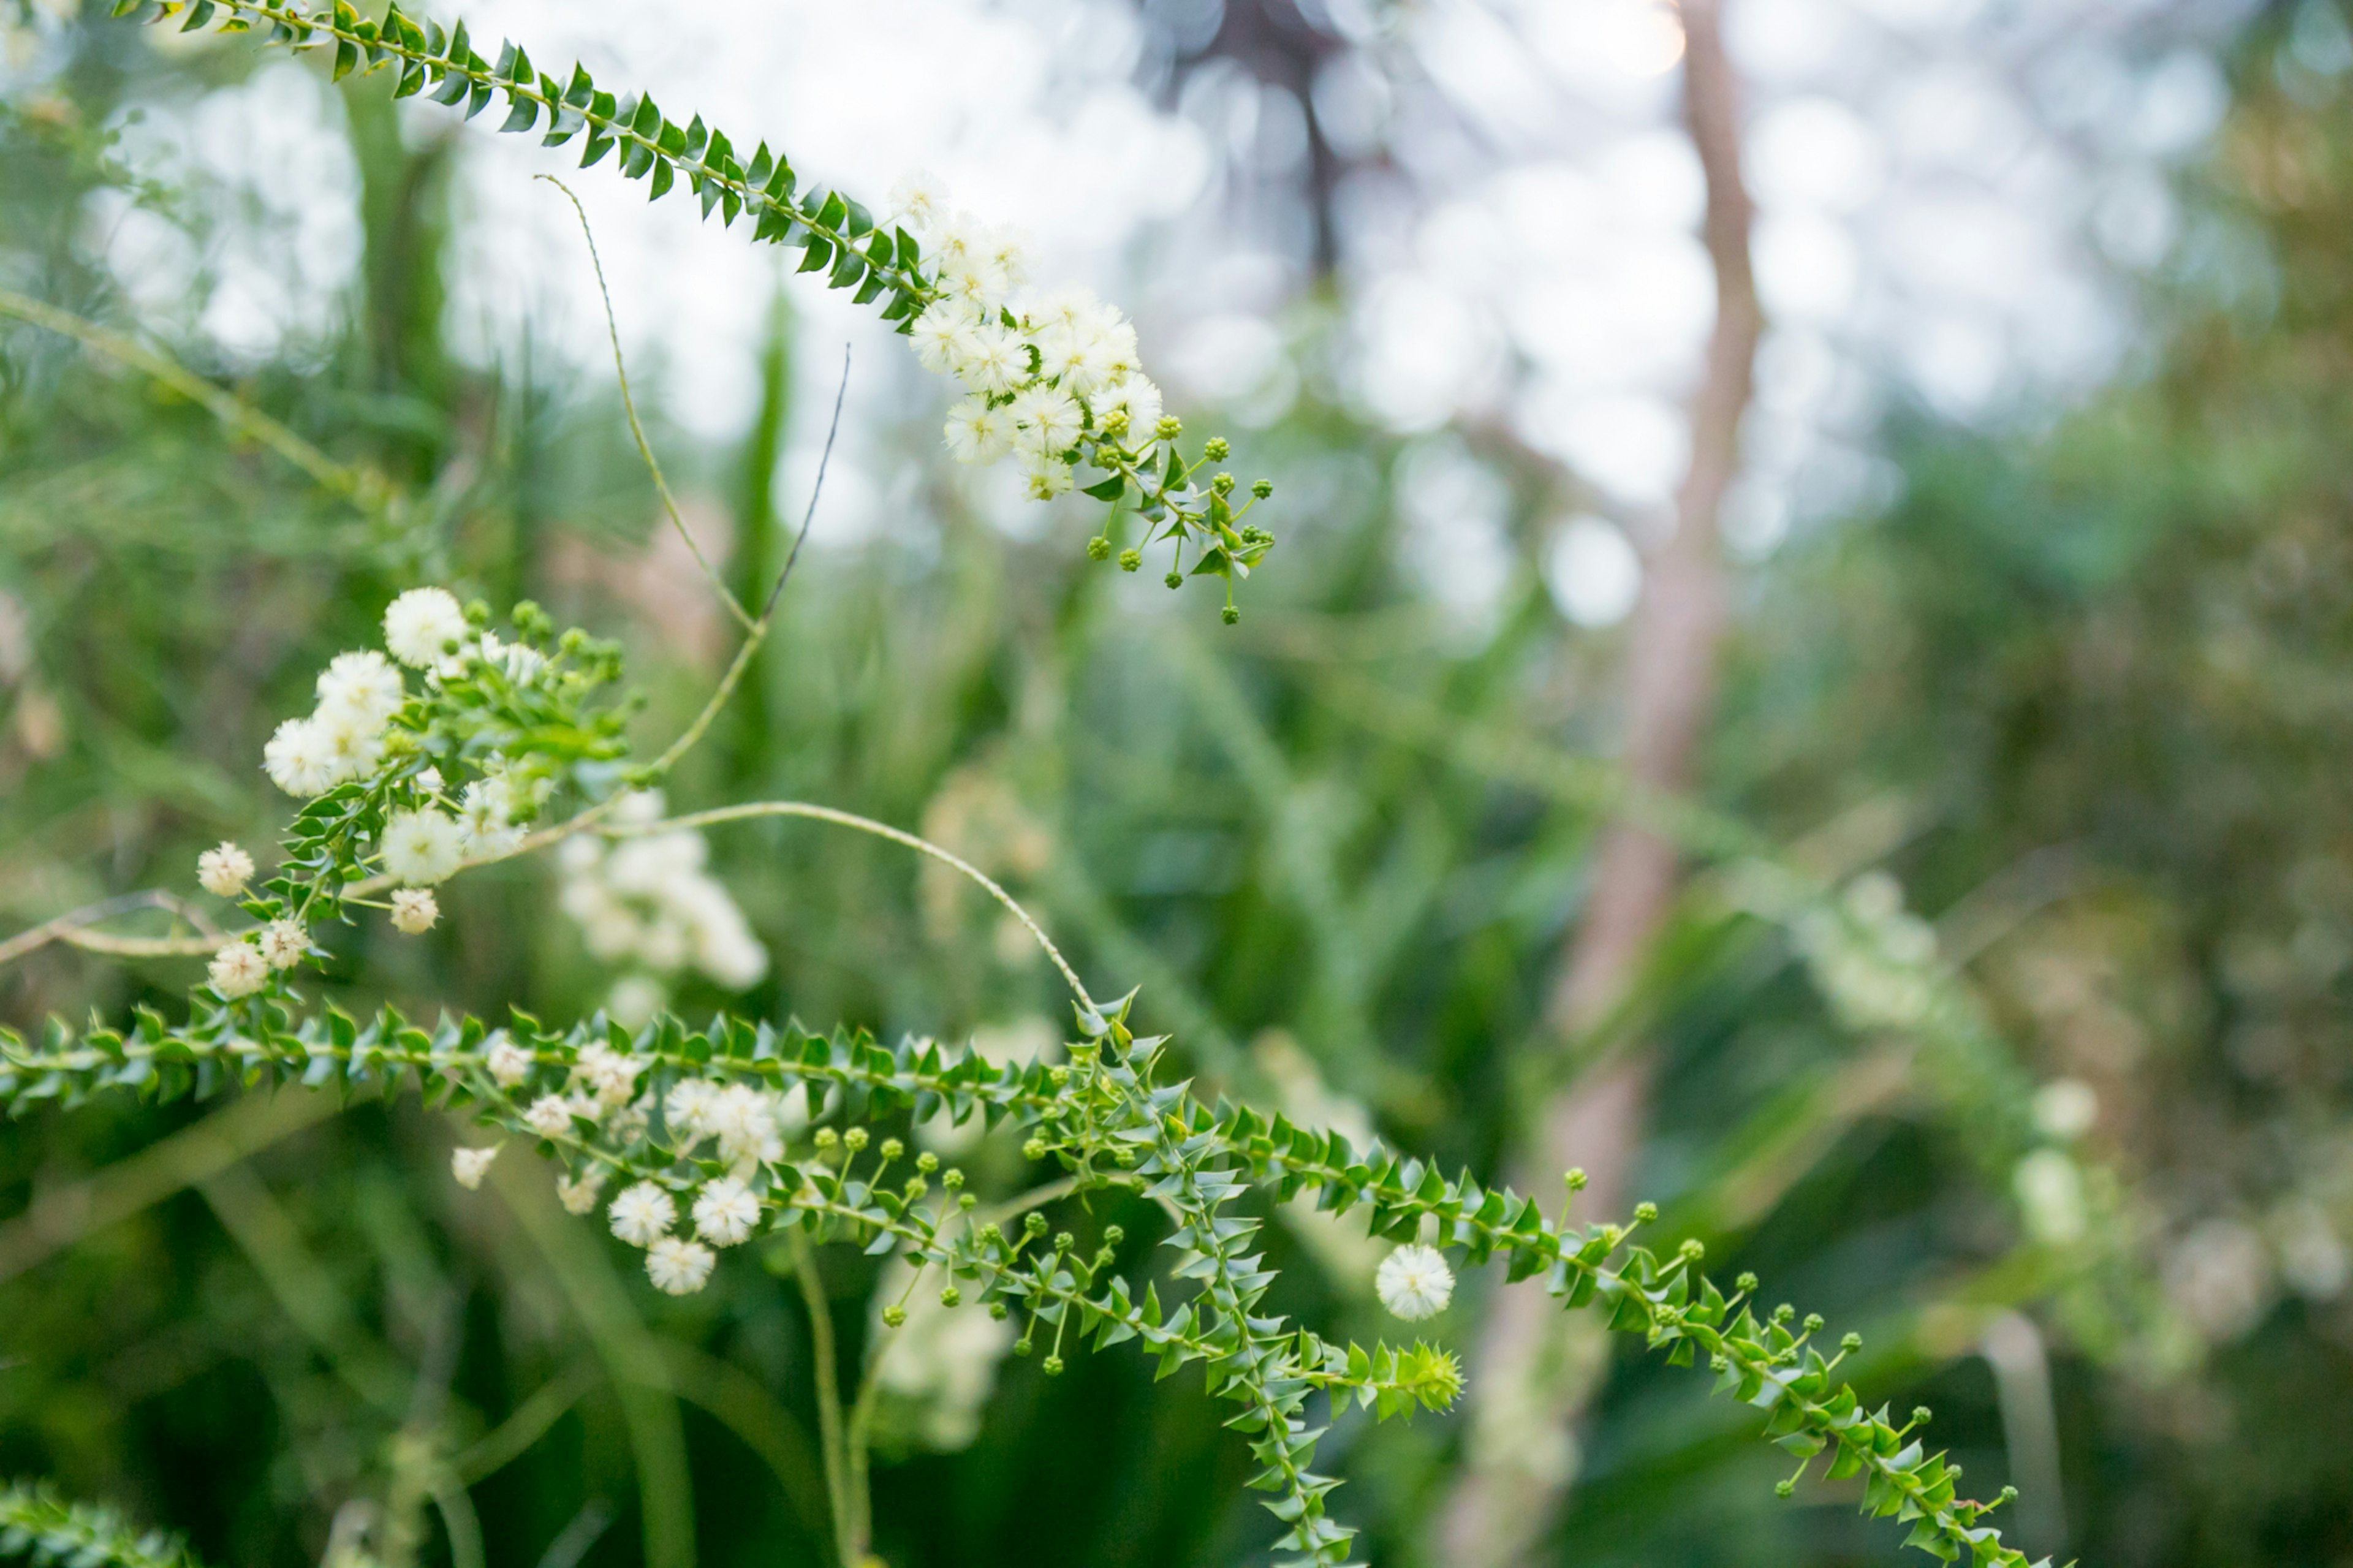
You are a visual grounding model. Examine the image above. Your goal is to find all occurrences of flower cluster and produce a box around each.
[555,789,769,1016]
[889,172,1278,621]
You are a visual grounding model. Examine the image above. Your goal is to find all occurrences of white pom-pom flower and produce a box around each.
[382,808,464,885]
[1375,1244,1455,1322]
[523,1094,574,1140]
[692,1177,762,1248]
[450,1145,501,1191]
[262,716,338,797]
[483,1031,533,1089]
[646,1235,716,1295]
[607,1181,676,1248]
[556,1167,607,1216]
[207,939,270,999]
[197,842,254,898]
[390,888,439,934]
[383,587,468,668]
[258,919,309,971]
[316,650,404,731]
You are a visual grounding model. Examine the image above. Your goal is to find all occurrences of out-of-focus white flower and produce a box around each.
[382,808,464,885]
[262,716,339,797]
[259,919,309,971]
[457,780,525,860]
[871,1259,1015,1450]
[484,1031,533,1089]
[197,842,254,898]
[1022,456,1074,501]
[450,1144,501,1190]
[555,811,768,997]
[943,396,1014,465]
[958,322,1027,396]
[2031,1078,2099,1141]
[523,1094,574,1140]
[1376,1244,1455,1321]
[608,974,668,1028]
[383,587,468,669]
[390,888,439,934]
[2012,1149,2086,1245]
[575,1043,646,1112]
[888,168,949,237]
[646,1235,716,1295]
[608,1181,676,1248]
[1007,384,1081,458]
[2165,1218,2273,1343]
[207,939,270,999]
[316,650,405,731]
[693,1176,762,1247]
[556,1166,608,1216]
[911,300,979,375]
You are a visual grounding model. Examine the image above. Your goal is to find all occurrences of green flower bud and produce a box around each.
[1211,471,1235,496]
[1840,1331,1862,1353]
[814,1127,840,1150]
[943,1168,964,1189]
[916,1151,939,1173]
[881,1305,907,1328]
[988,1300,1009,1320]
[1118,548,1142,572]
[843,1127,870,1152]
[1802,1312,1824,1333]
[940,1286,962,1308]
[1633,1201,1658,1224]
[1087,536,1112,562]
[1053,1231,1074,1252]
[1203,436,1229,461]
[1910,1406,1932,1427]
[1250,478,1273,499]
[1155,415,1182,441]
[1775,1480,1795,1499]
[1221,605,1239,625]
[1104,1225,1125,1246]
[1735,1271,1759,1293]
[1013,1337,1033,1357]
[878,1137,903,1162]
[1566,1168,1589,1191]
[1023,1212,1048,1236]
[1042,1355,1065,1376]
[1165,570,1183,589]
[1022,1137,1049,1161]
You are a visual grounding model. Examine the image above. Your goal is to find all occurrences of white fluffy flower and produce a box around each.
[576,1043,646,1112]
[556,1167,608,1216]
[608,1181,676,1248]
[706,1083,785,1170]
[382,808,463,885]
[1023,459,1074,501]
[316,650,404,732]
[482,1031,532,1088]
[1101,376,1163,445]
[457,780,524,860]
[382,587,468,669]
[889,168,949,236]
[450,1144,501,1191]
[1376,1244,1455,1322]
[390,888,439,934]
[523,1093,574,1140]
[258,919,309,971]
[942,397,1014,465]
[933,213,1010,308]
[262,716,339,797]
[1008,384,1082,458]
[311,705,385,786]
[665,1078,716,1143]
[910,300,980,376]
[646,1235,716,1295]
[197,842,254,899]
[608,974,667,1028]
[207,939,270,999]
[957,322,1028,396]
[692,1177,761,1247]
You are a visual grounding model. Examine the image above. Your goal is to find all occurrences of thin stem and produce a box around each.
[787,1228,860,1568]
[536,175,751,631]
[615,801,1096,1015]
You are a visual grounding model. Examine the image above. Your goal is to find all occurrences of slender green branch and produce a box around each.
[787,1229,860,1568]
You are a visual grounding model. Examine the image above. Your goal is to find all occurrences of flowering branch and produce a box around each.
[0,1483,201,1568]
[108,0,1278,619]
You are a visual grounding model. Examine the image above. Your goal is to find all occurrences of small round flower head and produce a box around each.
[692,1176,761,1247]
[207,939,270,999]
[888,168,949,237]
[645,1235,716,1295]
[933,213,1012,308]
[523,1093,575,1140]
[258,919,309,971]
[1101,377,1162,446]
[555,1166,608,1216]
[262,716,338,798]
[958,322,1028,396]
[1023,456,1074,501]
[390,888,439,934]
[382,808,464,885]
[309,705,385,786]
[450,1144,501,1190]
[1007,384,1082,460]
[316,650,404,732]
[457,781,523,860]
[197,842,254,898]
[483,1031,533,1089]
[383,587,469,669]
[608,1181,678,1248]
[910,300,980,376]
[665,1077,717,1144]
[942,396,1014,466]
[576,1043,646,1112]
[1375,1243,1455,1322]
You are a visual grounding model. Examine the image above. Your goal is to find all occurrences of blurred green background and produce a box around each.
[4,1,2351,1566]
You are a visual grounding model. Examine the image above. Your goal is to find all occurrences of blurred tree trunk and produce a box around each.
[1430,3,1760,1562]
